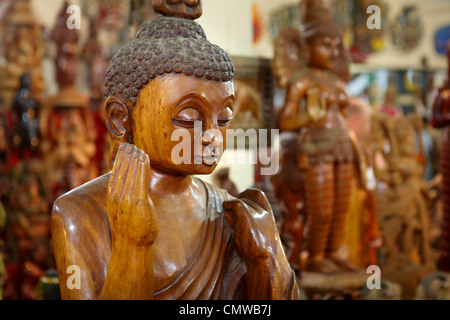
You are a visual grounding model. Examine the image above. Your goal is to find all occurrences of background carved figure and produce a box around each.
[272,0,367,277]
[372,112,436,299]
[0,0,45,106]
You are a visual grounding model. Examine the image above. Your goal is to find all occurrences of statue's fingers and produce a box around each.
[238,188,271,214]
[122,148,143,204]
[108,142,129,200]
[114,144,135,202]
[135,152,151,201]
[223,199,251,230]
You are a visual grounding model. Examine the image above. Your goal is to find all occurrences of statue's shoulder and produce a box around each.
[51,173,110,230]
[51,174,111,300]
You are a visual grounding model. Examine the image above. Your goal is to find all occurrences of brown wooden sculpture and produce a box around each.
[0,0,45,106]
[40,1,96,201]
[272,0,365,275]
[51,0,299,300]
[431,42,450,272]
[81,18,111,177]
[372,112,436,299]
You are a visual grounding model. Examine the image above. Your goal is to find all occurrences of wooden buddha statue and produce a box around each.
[51,0,299,300]
[272,0,365,274]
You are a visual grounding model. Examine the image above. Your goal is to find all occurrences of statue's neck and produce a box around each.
[149,168,193,196]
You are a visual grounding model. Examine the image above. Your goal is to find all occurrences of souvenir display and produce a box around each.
[0,0,45,107]
[40,2,96,201]
[0,0,448,302]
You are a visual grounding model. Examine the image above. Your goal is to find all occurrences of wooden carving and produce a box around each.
[40,1,96,201]
[51,1,299,300]
[10,73,41,161]
[0,0,45,106]
[51,1,79,90]
[431,42,450,271]
[372,112,436,299]
[272,0,365,277]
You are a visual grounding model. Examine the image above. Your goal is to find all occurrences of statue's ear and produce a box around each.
[104,96,133,167]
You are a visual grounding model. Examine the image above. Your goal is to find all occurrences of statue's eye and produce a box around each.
[218,107,233,126]
[173,107,202,127]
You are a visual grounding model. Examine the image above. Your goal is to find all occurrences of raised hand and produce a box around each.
[223,189,278,263]
[107,142,158,247]
[223,189,297,299]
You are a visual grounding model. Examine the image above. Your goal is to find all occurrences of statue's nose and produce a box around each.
[201,128,223,148]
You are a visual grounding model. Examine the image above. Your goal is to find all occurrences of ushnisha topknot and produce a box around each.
[104,16,235,109]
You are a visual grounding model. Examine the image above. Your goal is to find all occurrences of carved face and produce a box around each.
[132,74,234,175]
[309,36,342,70]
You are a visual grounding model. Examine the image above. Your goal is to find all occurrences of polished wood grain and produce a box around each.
[51,72,299,300]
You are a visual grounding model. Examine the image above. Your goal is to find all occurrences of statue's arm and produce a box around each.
[51,143,158,300]
[51,194,110,300]
[223,189,300,300]
[279,79,309,131]
[100,143,158,300]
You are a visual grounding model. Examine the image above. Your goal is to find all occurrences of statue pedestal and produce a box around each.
[299,271,369,300]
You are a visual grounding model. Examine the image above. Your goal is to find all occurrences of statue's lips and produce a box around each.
[194,155,219,166]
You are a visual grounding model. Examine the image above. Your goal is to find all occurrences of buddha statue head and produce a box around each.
[104,0,235,175]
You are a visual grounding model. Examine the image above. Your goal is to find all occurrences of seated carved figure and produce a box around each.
[51,1,299,300]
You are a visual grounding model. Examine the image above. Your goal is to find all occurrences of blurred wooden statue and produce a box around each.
[372,113,436,299]
[343,98,380,269]
[272,0,371,298]
[0,0,45,106]
[81,18,111,176]
[40,1,96,200]
[9,74,41,164]
[82,18,109,108]
[431,42,450,272]
[272,0,368,274]
[51,0,299,300]
[2,161,53,300]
